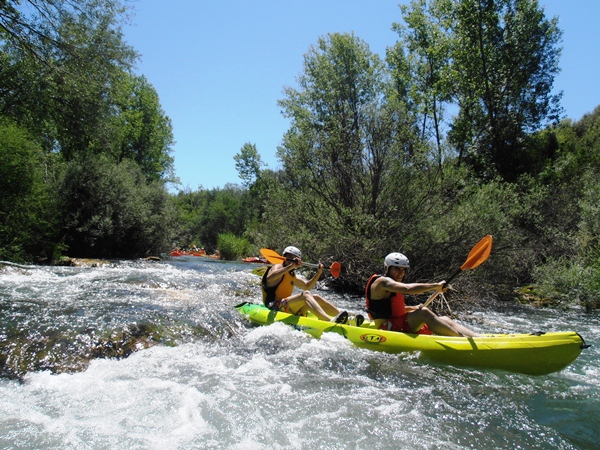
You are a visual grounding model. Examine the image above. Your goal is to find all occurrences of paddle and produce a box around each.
[260,248,342,278]
[423,235,493,308]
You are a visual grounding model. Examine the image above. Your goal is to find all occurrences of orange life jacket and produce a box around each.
[261,267,296,306]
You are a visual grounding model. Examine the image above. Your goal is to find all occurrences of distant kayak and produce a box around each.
[235,302,588,375]
[170,250,206,257]
[241,256,268,264]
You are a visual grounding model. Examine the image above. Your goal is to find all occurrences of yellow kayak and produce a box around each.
[235,302,588,375]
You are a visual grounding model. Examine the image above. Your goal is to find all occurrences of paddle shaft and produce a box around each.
[266,253,320,268]
[423,235,493,308]
[260,248,342,278]
[423,268,461,308]
[296,261,320,269]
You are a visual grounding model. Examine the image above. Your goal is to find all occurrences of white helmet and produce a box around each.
[283,246,302,258]
[384,252,410,271]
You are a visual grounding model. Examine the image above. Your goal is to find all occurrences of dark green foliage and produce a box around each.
[0,1,176,261]
[241,21,598,307]
[1,0,174,181]
[264,32,445,290]
[170,10,598,308]
[389,0,454,170]
[57,155,175,258]
[111,74,175,182]
[172,185,249,252]
[527,114,600,309]
[0,119,58,262]
[448,0,562,181]
[217,233,253,261]
[0,1,138,157]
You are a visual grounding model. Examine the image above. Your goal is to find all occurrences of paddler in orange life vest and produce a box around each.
[365,252,479,337]
[262,246,350,324]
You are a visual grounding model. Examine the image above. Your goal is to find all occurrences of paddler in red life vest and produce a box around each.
[365,252,479,337]
[261,246,351,324]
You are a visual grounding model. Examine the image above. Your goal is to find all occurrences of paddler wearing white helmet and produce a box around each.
[261,245,355,324]
[365,252,479,337]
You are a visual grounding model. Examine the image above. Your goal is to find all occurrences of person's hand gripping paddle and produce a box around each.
[260,248,342,278]
[423,235,493,308]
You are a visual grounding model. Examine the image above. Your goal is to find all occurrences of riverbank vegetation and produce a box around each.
[1,1,598,309]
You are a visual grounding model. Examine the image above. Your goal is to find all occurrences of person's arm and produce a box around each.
[296,263,324,290]
[377,277,445,296]
[264,260,300,287]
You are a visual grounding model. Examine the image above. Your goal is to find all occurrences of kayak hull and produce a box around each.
[235,302,586,375]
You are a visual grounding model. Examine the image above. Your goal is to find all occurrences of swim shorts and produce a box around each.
[379,314,433,335]
[268,299,293,314]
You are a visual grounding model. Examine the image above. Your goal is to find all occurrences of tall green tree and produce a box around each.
[1,0,177,259]
[389,0,454,171]
[277,32,396,219]
[234,142,263,188]
[35,5,137,160]
[263,32,443,287]
[0,119,57,262]
[448,0,562,180]
[0,0,137,159]
[111,73,175,182]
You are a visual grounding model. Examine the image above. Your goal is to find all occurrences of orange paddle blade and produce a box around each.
[260,248,286,264]
[329,262,341,278]
[460,235,493,270]
[425,235,493,308]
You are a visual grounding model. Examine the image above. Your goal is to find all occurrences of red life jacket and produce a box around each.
[365,274,406,320]
[365,274,433,335]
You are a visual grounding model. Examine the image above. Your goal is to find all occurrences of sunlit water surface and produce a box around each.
[1,258,598,449]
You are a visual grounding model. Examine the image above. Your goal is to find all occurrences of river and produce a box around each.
[1,257,598,449]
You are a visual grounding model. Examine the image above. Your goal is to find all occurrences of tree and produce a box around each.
[57,155,175,258]
[0,1,131,64]
[0,119,57,261]
[277,32,391,217]
[448,0,563,180]
[1,1,179,259]
[234,142,264,188]
[263,32,445,289]
[0,0,138,159]
[389,0,454,172]
[111,73,175,182]
[172,185,250,251]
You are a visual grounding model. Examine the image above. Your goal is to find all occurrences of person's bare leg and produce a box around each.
[437,316,479,337]
[312,294,340,316]
[287,291,333,321]
[407,308,479,337]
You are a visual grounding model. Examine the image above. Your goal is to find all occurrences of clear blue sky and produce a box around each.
[122,0,600,191]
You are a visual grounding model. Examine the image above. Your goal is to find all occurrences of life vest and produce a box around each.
[365,274,406,320]
[261,266,296,306]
